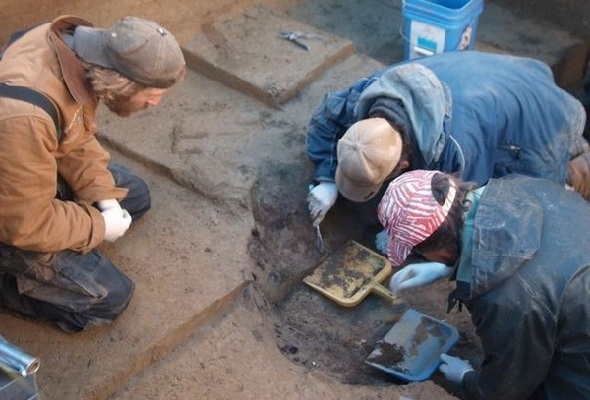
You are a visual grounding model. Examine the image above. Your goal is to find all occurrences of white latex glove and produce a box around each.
[439,354,474,383]
[375,229,389,255]
[97,199,122,212]
[389,262,453,293]
[102,208,132,242]
[307,182,338,227]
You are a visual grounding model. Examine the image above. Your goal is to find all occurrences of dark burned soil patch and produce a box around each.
[272,282,406,385]
[248,161,482,393]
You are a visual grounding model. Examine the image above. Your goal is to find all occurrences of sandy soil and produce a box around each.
[7,1,584,399]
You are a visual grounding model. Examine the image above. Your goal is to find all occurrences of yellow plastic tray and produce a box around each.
[303,240,399,307]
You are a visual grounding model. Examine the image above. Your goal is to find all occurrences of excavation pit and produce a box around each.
[248,162,483,396]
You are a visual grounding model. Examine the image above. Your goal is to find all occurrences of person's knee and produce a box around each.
[64,275,135,332]
[93,272,135,320]
[130,176,151,220]
[109,163,151,219]
[67,252,136,330]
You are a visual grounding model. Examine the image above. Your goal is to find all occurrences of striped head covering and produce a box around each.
[377,170,456,266]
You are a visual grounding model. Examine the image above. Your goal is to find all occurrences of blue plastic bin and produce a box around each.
[402,0,484,60]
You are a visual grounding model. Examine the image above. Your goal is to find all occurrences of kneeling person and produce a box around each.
[378,170,590,399]
[0,15,185,332]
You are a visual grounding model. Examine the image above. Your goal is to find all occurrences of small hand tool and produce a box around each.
[279,30,323,51]
[308,184,325,254]
[314,223,325,254]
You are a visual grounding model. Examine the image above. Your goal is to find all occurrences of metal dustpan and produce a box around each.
[303,240,400,307]
[365,309,459,382]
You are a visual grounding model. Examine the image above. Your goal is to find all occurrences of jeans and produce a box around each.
[0,163,151,332]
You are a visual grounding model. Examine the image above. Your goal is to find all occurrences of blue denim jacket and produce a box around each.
[306,51,586,186]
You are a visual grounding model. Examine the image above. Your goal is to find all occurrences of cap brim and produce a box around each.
[387,237,413,267]
[73,26,114,69]
[335,166,382,202]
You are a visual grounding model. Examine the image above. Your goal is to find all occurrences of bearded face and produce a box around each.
[102,91,150,117]
[85,63,171,117]
[102,87,168,117]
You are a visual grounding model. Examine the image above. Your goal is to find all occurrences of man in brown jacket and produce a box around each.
[0,16,185,331]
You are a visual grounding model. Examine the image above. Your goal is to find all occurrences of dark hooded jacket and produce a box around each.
[452,175,590,399]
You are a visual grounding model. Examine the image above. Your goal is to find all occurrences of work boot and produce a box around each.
[568,152,590,201]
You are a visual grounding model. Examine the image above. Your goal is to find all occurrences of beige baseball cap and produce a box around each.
[74,16,185,88]
[335,117,403,202]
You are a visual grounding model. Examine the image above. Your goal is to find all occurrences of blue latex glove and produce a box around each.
[375,229,389,255]
[439,354,474,383]
[388,262,453,293]
[307,182,338,227]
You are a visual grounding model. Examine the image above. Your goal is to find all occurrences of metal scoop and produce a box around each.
[314,224,325,254]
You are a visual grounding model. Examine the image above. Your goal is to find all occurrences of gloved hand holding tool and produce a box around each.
[308,183,331,254]
[389,261,453,293]
[307,182,338,228]
[439,353,474,383]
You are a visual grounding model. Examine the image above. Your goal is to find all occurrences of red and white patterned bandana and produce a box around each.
[377,170,456,266]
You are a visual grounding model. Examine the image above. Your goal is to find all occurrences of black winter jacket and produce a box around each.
[454,175,590,400]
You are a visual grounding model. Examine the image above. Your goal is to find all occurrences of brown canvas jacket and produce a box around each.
[0,15,128,253]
